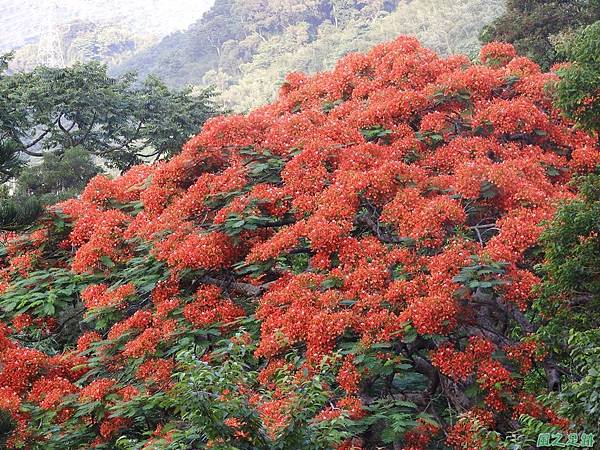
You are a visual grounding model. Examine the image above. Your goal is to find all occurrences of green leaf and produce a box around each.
[100,256,115,268]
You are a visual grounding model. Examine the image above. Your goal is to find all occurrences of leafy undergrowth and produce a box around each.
[0,37,599,449]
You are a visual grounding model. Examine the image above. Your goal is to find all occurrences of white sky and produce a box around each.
[0,0,216,51]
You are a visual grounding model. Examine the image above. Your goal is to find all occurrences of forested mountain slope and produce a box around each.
[119,0,506,110]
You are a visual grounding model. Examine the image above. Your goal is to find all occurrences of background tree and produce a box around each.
[0,147,100,231]
[0,60,218,178]
[215,0,505,111]
[120,0,245,86]
[8,21,157,73]
[0,187,42,232]
[481,0,600,70]
[0,53,24,183]
[119,0,501,112]
[0,58,219,230]
[15,147,101,204]
[554,21,600,134]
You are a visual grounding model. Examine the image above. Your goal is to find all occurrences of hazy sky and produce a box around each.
[0,0,216,52]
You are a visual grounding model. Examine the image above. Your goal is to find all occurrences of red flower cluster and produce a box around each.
[430,337,496,382]
[479,42,518,66]
[183,285,245,329]
[28,376,77,409]
[81,283,135,311]
[403,420,441,450]
[121,320,176,358]
[446,409,497,450]
[78,378,116,402]
[135,358,175,389]
[337,355,361,393]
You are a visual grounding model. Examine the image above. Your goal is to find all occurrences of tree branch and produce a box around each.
[199,275,272,297]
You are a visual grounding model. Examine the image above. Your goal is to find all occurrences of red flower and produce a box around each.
[135,358,175,389]
[81,283,135,311]
[12,314,33,332]
[183,285,244,329]
[480,42,517,66]
[337,356,361,393]
[79,378,116,402]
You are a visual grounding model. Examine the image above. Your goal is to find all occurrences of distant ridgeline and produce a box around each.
[117,0,506,111]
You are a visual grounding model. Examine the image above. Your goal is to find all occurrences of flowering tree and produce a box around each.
[0,37,599,449]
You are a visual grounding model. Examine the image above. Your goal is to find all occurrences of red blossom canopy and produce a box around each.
[0,37,598,449]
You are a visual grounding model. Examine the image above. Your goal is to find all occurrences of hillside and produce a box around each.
[3,1,505,109]
[119,0,505,111]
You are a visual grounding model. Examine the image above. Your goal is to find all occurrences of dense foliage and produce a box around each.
[120,0,399,86]
[120,0,504,111]
[0,37,599,449]
[555,21,600,135]
[481,0,600,70]
[14,147,101,203]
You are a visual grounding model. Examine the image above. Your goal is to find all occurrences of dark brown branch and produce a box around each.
[199,275,272,297]
[24,123,56,149]
[12,307,85,343]
[98,119,144,154]
[58,114,76,147]
[255,218,296,228]
[19,147,45,157]
[76,112,97,146]
[357,213,407,244]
